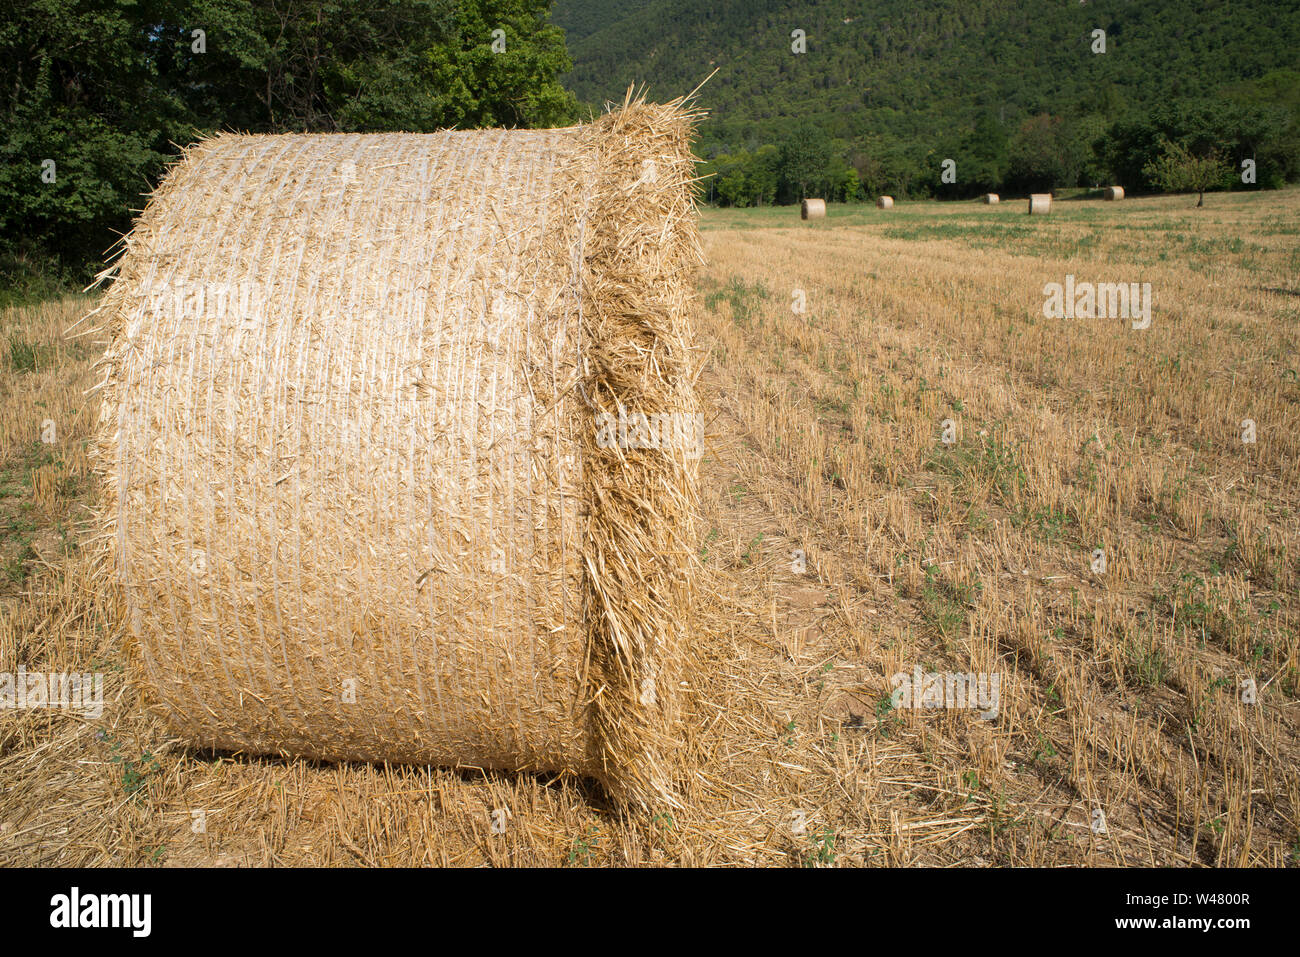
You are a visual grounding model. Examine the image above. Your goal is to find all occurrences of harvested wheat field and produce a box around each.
[2,189,1299,866]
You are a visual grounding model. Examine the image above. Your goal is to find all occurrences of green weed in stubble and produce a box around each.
[1012,505,1076,543]
[801,825,837,867]
[929,430,1027,507]
[704,275,769,327]
[567,825,599,866]
[1122,630,1172,689]
[875,692,900,737]
[6,336,42,373]
[5,540,36,583]
[99,733,162,799]
[699,526,719,563]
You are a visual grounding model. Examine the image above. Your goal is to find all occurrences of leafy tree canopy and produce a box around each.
[2,0,575,283]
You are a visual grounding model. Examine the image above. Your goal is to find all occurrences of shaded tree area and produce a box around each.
[1,0,576,293]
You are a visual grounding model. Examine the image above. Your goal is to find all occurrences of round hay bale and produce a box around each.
[982,193,1000,204]
[876,195,894,209]
[1028,193,1052,215]
[800,198,826,219]
[88,97,702,807]
[1104,186,1125,200]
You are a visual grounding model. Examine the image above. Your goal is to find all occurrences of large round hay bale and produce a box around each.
[1028,193,1052,214]
[800,198,826,219]
[982,193,1000,204]
[1104,186,1125,200]
[876,195,894,209]
[88,97,702,807]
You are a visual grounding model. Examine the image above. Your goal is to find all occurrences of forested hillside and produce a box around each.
[554,0,1297,146]
[553,0,1300,204]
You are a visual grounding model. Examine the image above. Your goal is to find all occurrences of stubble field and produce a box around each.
[2,188,1298,865]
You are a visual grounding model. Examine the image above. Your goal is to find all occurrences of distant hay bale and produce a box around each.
[800,198,826,219]
[1028,193,1052,214]
[876,195,894,209]
[982,193,1000,204]
[1104,186,1125,200]
[88,96,703,808]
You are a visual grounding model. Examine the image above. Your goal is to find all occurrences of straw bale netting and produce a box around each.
[876,195,894,209]
[1028,193,1052,214]
[982,193,999,204]
[800,198,826,220]
[87,95,703,807]
[1104,186,1125,200]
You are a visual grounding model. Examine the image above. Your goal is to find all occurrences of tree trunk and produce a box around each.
[1196,191,1204,208]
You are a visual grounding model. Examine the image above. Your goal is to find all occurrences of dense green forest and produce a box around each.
[1,0,575,297]
[554,0,1300,205]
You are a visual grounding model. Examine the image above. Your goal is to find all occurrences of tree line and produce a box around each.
[698,80,1300,207]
